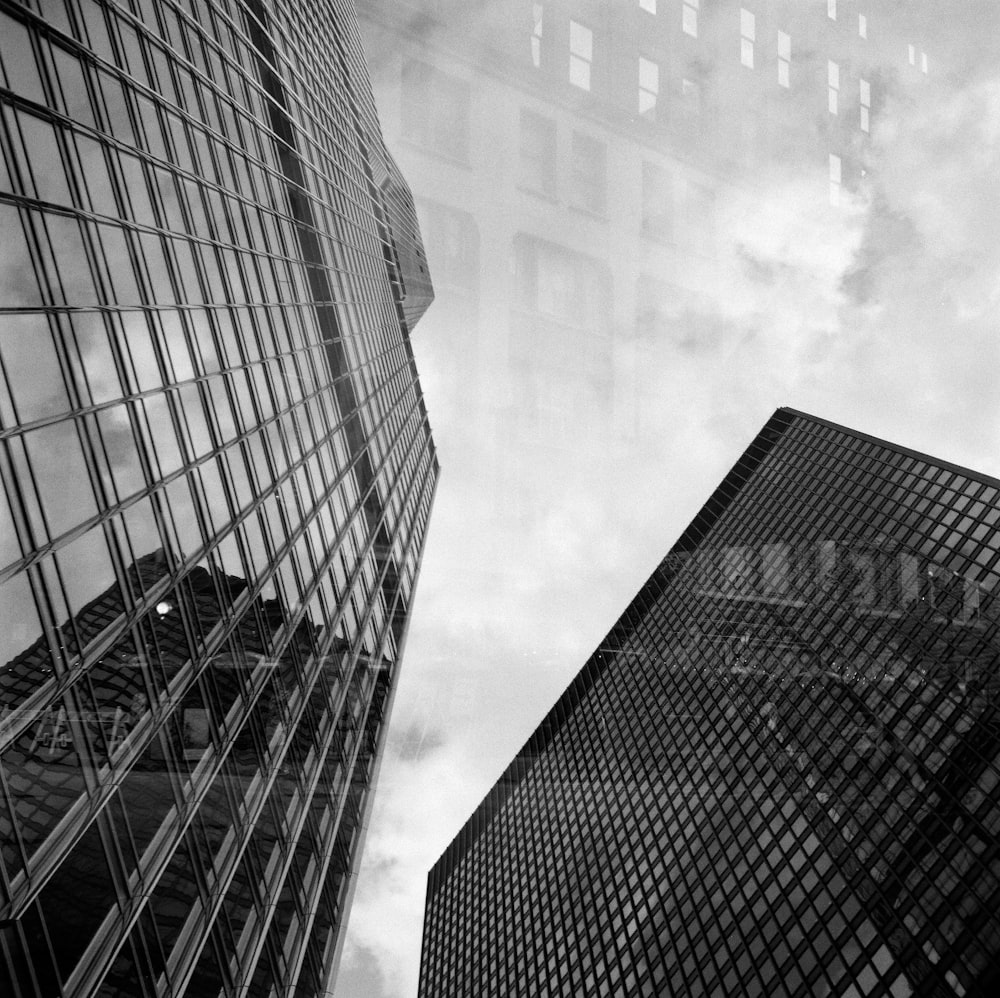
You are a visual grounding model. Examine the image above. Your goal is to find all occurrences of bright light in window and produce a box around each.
[740,9,755,68]
[859,14,867,38]
[777,31,790,88]
[531,4,543,68]
[683,0,698,37]
[638,56,659,117]
[569,20,593,90]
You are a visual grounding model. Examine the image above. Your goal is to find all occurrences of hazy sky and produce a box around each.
[334,4,1000,996]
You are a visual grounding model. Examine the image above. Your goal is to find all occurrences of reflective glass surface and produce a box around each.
[0,1,436,995]
[420,409,1000,998]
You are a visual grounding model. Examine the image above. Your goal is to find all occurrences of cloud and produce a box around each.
[341,7,1000,997]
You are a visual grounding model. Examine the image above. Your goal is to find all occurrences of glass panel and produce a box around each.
[44,212,98,305]
[0,481,20,568]
[0,203,43,307]
[51,45,95,127]
[98,405,148,501]
[0,15,45,103]
[146,833,201,963]
[22,420,98,538]
[17,112,72,206]
[54,524,121,634]
[0,571,52,716]
[2,689,88,863]
[1,900,61,998]
[98,223,143,304]
[0,313,71,423]
[38,814,120,984]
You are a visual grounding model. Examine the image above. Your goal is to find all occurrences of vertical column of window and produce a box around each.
[641,162,672,242]
[683,0,698,38]
[570,133,606,215]
[921,52,929,74]
[740,10,755,69]
[907,44,915,67]
[828,0,837,20]
[518,109,556,198]
[638,57,659,119]
[777,32,790,88]
[531,4,543,68]
[640,0,656,13]
[681,78,701,116]
[569,21,592,91]
[828,61,839,115]
[829,154,841,206]
[859,14,868,39]
[859,79,871,133]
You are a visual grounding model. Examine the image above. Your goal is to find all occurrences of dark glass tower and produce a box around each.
[420,409,1000,998]
[0,1,437,995]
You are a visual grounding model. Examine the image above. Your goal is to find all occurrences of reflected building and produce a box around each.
[0,1,437,996]
[357,0,937,517]
[420,409,1000,997]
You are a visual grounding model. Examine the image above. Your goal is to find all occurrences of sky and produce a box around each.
[334,3,1000,996]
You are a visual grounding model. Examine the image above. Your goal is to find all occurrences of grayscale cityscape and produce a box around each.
[0,1,998,997]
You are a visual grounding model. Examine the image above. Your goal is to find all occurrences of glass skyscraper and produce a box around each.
[0,1,437,995]
[420,409,1000,998]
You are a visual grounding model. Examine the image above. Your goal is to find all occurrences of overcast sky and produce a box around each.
[333,4,1000,996]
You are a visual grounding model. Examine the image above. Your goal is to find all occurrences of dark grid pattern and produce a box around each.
[420,409,1000,998]
[0,1,437,995]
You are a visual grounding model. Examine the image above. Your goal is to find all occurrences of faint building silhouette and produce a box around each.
[357,0,936,518]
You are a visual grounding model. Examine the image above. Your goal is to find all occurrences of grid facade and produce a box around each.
[0,1,437,996]
[421,409,1000,998]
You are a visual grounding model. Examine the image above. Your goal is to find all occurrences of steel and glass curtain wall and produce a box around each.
[421,409,1000,998]
[0,1,437,995]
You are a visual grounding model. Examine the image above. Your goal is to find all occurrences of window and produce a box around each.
[777,32,790,88]
[571,132,606,214]
[859,14,867,38]
[416,199,480,290]
[921,51,928,74]
[828,0,836,20]
[401,61,470,162]
[908,44,915,66]
[680,176,715,256]
[682,78,702,116]
[829,153,841,205]
[569,21,592,91]
[859,78,870,133]
[641,161,672,242]
[512,235,610,329]
[531,4,543,68]
[640,0,656,12]
[638,57,659,118]
[519,109,556,196]
[827,61,839,114]
[740,9,755,68]
[683,0,698,37]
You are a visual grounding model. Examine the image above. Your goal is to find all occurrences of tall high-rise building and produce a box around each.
[420,409,1000,998]
[0,1,437,996]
